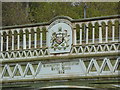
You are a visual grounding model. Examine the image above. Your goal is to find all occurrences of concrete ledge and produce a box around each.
[1,75,120,84]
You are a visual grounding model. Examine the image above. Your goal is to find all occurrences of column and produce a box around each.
[40,28,42,48]
[106,26,108,43]
[0,32,3,51]
[92,26,95,44]
[80,28,82,45]
[45,27,47,47]
[119,24,120,41]
[12,31,14,50]
[28,29,31,49]
[73,28,76,45]
[99,24,102,43]
[17,30,20,50]
[112,24,115,42]
[6,31,9,51]
[34,28,37,48]
[23,30,26,49]
[86,27,88,44]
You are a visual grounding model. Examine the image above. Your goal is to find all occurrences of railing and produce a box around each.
[0,15,120,61]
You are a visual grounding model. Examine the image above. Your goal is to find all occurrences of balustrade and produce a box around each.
[0,15,119,60]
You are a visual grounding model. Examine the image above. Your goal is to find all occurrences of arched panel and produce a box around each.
[94,22,99,42]
[76,24,80,43]
[42,27,47,47]
[14,30,18,50]
[36,27,40,48]
[114,20,119,41]
[101,22,106,42]
[81,23,85,43]
[3,31,7,51]
[20,29,23,50]
[47,19,72,54]
[88,23,93,43]
[8,31,12,50]
[31,28,34,48]
[108,21,112,41]
[25,29,29,49]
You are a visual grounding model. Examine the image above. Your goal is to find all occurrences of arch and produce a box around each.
[24,28,29,49]
[31,28,35,48]
[94,22,99,42]
[42,26,47,47]
[88,23,93,41]
[81,23,86,43]
[107,21,112,41]
[114,20,119,40]
[76,24,80,42]
[3,31,7,51]
[14,30,18,50]
[47,19,72,54]
[48,17,72,30]
[49,16,73,25]
[8,30,12,50]
[35,27,40,48]
[101,21,106,42]
[19,29,23,50]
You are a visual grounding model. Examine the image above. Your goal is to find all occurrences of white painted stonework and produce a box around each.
[47,22,72,53]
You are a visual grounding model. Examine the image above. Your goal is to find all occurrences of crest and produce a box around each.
[50,27,70,51]
[47,21,72,53]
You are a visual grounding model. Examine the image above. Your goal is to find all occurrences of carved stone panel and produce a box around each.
[47,20,72,53]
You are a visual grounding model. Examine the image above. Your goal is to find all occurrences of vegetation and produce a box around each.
[2,2,119,26]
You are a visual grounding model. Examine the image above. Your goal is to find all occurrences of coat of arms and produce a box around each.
[50,27,70,51]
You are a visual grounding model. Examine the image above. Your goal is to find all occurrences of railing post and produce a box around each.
[28,29,31,49]
[45,26,48,47]
[79,24,82,45]
[34,27,37,48]
[12,30,14,50]
[6,31,9,51]
[105,23,108,43]
[111,20,115,42]
[0,31,3,52]
[119,23,120,41]
[73,24,76,45]
[86,24,88,44]
[23,29,26,49]
[92,26,95,44]
[17,30,20,50]
[40,27,43,48]
[99,23,102,43]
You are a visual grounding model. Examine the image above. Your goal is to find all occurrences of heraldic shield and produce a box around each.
[47,20,72,54]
